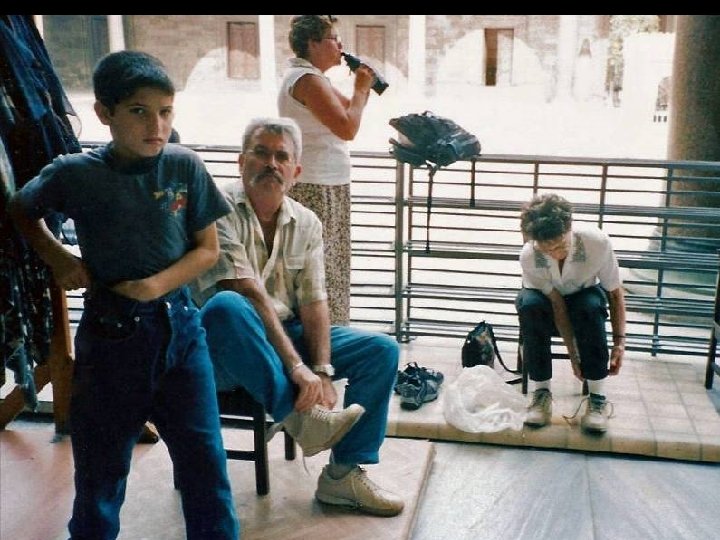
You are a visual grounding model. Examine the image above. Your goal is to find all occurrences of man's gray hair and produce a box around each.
[242,117,302,162]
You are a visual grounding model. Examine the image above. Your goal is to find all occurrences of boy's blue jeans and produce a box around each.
[68,286,239,540]
[515,285,610,382]
[200,291,399,465]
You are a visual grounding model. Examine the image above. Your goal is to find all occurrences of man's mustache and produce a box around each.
[250,166,284,185]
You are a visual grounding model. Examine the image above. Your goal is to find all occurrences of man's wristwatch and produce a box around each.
[311,364,335,377]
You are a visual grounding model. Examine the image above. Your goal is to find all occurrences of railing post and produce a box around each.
[394,158,407,342]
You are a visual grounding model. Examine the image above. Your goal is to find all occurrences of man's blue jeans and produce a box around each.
[200,291,399,465]
[68,286,239,540]
[515,285,609,382]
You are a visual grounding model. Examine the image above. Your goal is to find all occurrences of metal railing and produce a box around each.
[70,143,720,358]
[395,153,720,357]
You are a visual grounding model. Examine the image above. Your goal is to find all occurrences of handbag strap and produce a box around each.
[487,324,522,383]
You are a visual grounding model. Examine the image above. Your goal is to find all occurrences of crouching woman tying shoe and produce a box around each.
[515,193,626,434]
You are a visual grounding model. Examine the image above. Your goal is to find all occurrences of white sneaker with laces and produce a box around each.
[269,403,365,457]
[524,388,552,427]
[315,465,405,517]
[580,393,612,433]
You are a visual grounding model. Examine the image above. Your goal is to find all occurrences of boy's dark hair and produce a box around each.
[520,193,573,242]
[93,50,175,110]
[288,15,338,59]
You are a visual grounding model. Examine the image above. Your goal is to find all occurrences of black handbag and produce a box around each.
[461,321,521,384]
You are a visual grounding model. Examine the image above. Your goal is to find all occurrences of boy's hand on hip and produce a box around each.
[53,254,90,290]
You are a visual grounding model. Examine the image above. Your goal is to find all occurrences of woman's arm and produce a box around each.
[607,286,626,375]
[547,288,583,381]
[292,66,373,140]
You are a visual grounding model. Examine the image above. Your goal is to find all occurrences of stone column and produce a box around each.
[408,15,426,99]
[107,15,125,52]
[259,15,277,94]
[666,15,720,247]
[668,16,720,163]
[637,15,720,297]
[555,15,578,101]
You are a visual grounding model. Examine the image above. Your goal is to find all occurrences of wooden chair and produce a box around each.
[705,264,720,389]
[517,334,589,396]
[173,386,295,496]
[216,387,295,496]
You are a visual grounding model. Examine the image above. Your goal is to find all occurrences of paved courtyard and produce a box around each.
[67,85,668,160]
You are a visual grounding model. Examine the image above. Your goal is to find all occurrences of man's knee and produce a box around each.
[376,334,400,372]
[200,290,257,331]
[363,333,400,380]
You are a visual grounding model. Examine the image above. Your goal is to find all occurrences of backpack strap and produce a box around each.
[424,163,439,253]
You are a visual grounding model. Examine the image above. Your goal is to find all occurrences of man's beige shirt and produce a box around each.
[190,182,327,320]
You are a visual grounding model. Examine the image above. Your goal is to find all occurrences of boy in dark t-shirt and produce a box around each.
[9,50,239,539]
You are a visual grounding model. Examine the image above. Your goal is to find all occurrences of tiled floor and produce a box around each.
[3,337,720,539]
[388,337,720,463]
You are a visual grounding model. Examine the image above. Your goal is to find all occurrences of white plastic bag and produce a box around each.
[443,365,527,433]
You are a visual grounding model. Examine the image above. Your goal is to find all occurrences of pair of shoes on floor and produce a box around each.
[316,464,405,517]
[268,403,365,457]
[524,389,614,434]
[394,362,444,410]
[397,377,440,410]
[394,361,444,393]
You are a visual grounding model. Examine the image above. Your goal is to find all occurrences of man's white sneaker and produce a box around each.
[524,388,552,427]
[315,465,405,517]
[270,404,365,457]
[580,393,612,434]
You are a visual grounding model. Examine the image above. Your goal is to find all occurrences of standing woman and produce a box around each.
[278,15,374,325]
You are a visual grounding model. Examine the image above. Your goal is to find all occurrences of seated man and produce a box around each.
[516,193,626,434]
[191,116,404,517]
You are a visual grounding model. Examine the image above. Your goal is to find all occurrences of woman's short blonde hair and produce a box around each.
[288,15,337,59]
[520,193,573,242]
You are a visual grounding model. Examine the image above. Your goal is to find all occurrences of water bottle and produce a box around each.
[341,52,389,95]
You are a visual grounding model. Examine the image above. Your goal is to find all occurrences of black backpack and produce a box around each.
[389,111,481,168]
[389,111,481,251]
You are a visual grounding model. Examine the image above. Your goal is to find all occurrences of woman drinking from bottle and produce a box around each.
[278,15,374,326]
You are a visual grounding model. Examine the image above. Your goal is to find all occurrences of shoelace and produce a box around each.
[529,389,552,410]
[348,467,377,500]
[266,415,316,475]
[563,395,615,426]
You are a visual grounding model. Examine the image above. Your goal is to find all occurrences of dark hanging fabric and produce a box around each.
[0,15,82,409]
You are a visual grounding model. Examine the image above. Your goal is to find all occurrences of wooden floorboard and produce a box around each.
[411,442,720,540]
[0,425,434,540]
